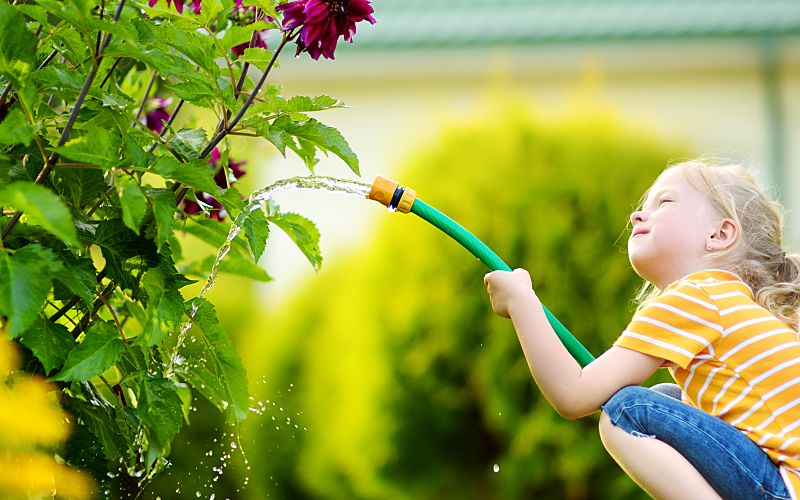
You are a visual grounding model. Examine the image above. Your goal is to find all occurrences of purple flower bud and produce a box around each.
[144,97,172,134]
[231,29,269,56]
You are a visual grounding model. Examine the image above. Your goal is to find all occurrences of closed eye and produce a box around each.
[658,198,673,206]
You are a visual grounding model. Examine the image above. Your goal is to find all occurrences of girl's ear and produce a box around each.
[708,218,738,251]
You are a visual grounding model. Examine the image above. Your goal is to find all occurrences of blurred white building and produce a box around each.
[254,0,800,299]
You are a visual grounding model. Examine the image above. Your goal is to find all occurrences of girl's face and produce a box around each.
[628,167,722,289]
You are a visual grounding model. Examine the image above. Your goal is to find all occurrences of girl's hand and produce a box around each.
[484,268,537,318]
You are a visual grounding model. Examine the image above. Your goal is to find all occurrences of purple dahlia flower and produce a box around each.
[277,0,376,60]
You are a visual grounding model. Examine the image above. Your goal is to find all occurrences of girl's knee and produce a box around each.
[603,385,651,415]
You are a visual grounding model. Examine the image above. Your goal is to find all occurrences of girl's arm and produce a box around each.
[485,269,664,420]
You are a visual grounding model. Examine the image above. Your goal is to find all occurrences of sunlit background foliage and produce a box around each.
[224,103,686,500]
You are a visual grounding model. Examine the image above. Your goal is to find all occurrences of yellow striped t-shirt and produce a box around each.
[614,269,800,498]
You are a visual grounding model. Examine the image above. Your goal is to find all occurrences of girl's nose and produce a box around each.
[630,210,647,224]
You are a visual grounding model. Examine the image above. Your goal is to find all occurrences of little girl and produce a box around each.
[484,160,800,500]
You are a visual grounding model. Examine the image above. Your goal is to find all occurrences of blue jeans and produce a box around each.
[602,384,791,500]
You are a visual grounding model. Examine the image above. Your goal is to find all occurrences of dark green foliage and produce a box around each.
[0,0,360,492]
[245,105,686,499]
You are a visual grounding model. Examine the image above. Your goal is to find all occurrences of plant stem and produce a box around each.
[50,270,106,323]
[71,281,116,338]
[200,35,290,160]
[146,98,185,155]
[99,58,121,89]
[1,0,128,243]
[134,70,158,125]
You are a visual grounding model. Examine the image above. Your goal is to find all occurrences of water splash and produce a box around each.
[167,175,371,373]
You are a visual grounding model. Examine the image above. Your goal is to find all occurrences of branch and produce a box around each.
[1,0,128,243]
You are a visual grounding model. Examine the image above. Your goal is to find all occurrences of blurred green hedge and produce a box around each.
[241,103,688,499]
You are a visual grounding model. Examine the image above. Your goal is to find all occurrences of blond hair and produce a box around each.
[634,160,800,331]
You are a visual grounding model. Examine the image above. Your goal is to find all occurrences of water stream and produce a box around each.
[167,175,372,372]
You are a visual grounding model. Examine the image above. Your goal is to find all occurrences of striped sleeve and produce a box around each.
[614,282,722,368]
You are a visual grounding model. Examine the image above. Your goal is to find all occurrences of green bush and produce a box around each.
[243,103,688,499]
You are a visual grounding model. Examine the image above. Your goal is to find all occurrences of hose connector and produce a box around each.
[368,176,416,213]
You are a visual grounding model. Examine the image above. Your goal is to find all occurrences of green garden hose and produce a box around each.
[368,176,596,367]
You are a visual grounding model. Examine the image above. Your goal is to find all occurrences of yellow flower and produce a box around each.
[0,333,94,499]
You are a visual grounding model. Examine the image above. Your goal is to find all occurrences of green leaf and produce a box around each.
[269,211,322,271]
[0,245,60,338]
[52,128,121,168]
[137,375,183,456]
[53,251,96,308]
[0,3,37,86]
[150,157,219,195]
[185,254,272,282]
[53,167,106,210]
[198,0,224,25]
[117,177,148,233]
[139,265,184,346]
[150,22,218,77]
[0,182,80,247]
[181,363,228,413]
[286,95,346,113]
[166,72,218,107]
[146,188,177,251]
[218,21,274,52]
[103,43,196,79]
[19,316,75,374]
[191,298,249,422]
[283,118,360,175]
[241,0,278,19]
[167,128,207,161]
[241,47,274,72]
[50,321,125,381]
[0,109,37,146]
[93,220,159,291]
[234,205,269,262]
[178,217,250,258]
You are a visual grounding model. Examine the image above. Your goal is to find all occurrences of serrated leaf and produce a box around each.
[150,22,218,77]
[93,220,159,291]
[150,157,219,195]
[50,321,125,381]
[286,95,345,113]
[0,245,61,338]
[191,298,249,422]
[269,211,322,270]
[52,128,121,168]
[0,109,37,146]
[54,167,106,210]
[104,43,196,79]
[179,217,250,258]
[282,118,359,175]
[139,265,184,346]
[234,205,269,262]
[117,177,148,233]
[19,316,75,374]
[181,363,227,413]
[53,251,96,308]
[241,47,274,72]
[167,128,207,161]
[185,254,271,282]
[218,21,273,52]
[198,0,223,25]
[137,375,183,457]
[0,182,79,247]
[0,3,37,86]
[146,188,177,251]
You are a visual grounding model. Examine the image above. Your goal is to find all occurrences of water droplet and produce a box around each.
[230,442,238,449]
[493,464,500,473]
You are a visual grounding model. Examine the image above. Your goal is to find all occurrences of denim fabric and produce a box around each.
[602,385,791,500]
